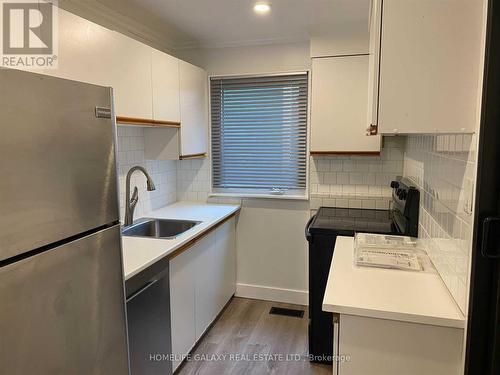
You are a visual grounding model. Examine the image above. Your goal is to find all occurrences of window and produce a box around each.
[210,73,308,198]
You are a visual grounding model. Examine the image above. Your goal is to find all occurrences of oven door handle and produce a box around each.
[305,214,315,242]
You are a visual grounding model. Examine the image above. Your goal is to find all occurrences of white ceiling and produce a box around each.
[95,0,371,50]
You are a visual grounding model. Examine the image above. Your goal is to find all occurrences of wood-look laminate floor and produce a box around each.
[177,297,331,375]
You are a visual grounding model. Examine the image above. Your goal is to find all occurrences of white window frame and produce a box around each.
[208,70,311,200]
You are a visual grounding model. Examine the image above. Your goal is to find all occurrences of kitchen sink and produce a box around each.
[122,218,201,239]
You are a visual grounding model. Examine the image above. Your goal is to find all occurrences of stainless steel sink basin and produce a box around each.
[122,218,201,239]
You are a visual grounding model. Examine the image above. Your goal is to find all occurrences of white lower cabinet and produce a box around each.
[193,230,218,340]
[334,314,463,375]
[215,219,237,312]
[169,217,237,372]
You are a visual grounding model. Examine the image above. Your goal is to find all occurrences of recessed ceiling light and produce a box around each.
[254,2,271,14]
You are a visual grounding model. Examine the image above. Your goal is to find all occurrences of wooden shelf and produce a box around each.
[116,116,180,128]
[310,151,381,156]
[179,153,207,160]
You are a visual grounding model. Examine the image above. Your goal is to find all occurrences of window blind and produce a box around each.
[210,73,308,195]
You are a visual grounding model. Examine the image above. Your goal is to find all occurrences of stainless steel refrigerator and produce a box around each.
[0,69,129,374]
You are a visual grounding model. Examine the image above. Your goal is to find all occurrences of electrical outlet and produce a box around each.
[464,178,474,215]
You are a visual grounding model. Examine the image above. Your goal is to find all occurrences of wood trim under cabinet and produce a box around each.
[168,210,240,260]
[179,153,207,160]
[310,151,381,156]
[116,116,181,128]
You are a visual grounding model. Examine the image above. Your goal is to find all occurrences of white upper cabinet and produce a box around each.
[29,7,208,157]
[311,56,381,153]
[151,49,181,123]
[36,8,114,86]
[145,60,208,160]
[179,60,208,157]
[366,0,382,135]
[369,0,484,134]
[108,34,153,120]
[42,8,153,120]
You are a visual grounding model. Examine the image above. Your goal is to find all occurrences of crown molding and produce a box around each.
[57,0,181,55]
[174,35,310,51]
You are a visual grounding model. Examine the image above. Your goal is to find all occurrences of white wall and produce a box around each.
[234,199,310,304]
[177,42,311,76]
[310,31,369,57]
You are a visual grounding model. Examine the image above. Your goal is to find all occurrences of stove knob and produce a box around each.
[396,188,402,197]
[391,181,400,189]
[400,190,407,200]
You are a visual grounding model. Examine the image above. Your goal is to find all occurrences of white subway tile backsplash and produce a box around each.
[349,172,364,185]
[336,198,349,208]
[336,172,350,185]
[317,159,331,172]
[348,199,363,209]
[368,185,382,197]
[323,198,337,207]
[342,160,356,172]
[355,185,369,195]
[324,172,337,184]
[318,184,331,194]
[375,199,389,210]
[404,133,476,315]
[330,160,343,172]
[116,127,177,220]
[364,173,376,186]
[177,157,211,202]
[362,199,376,209]
[310,137,405,209]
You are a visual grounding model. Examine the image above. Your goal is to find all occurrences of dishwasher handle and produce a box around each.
[126,279,157,302]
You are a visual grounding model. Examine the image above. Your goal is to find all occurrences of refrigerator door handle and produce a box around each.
[481,217,500,258]
[332,313,340,375]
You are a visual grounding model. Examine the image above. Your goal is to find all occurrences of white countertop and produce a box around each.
[121,201,240,280]
[322,236,465,329]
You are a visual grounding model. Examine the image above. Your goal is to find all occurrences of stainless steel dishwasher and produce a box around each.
[126,260,172,375]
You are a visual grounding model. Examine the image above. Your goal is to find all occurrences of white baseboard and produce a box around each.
[236,283,308,305]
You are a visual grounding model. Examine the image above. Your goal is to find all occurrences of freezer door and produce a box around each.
[0,225,129,375]
[0,69,119,261]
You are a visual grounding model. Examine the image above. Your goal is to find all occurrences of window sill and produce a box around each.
[209,192,309,201]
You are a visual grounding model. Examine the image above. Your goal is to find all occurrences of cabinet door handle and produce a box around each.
[333,313,340,375]
[366,124,378,136]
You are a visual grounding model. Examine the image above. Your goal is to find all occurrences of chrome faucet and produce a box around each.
[124,166,156,227]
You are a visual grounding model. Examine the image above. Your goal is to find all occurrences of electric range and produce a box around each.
[305,176,420,364]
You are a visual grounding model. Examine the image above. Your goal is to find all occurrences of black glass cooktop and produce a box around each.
[309,207,396,235]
